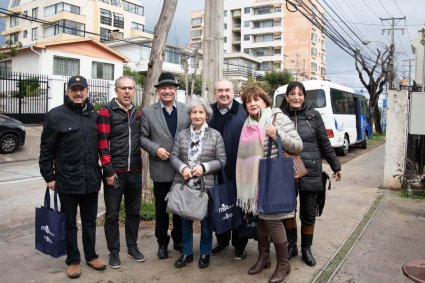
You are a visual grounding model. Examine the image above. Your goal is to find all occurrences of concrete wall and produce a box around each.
[383,89,408,189]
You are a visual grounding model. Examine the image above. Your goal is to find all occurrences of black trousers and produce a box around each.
[215,228,248,250]
[153,181,182,246]
[58,192,99,265]
[299,191,318,226]
[104,171,141,254]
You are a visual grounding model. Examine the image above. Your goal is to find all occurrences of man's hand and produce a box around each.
[333,171,342,182]
[105,175,116,186]
[46,180,56,191]
[156,147,170,160]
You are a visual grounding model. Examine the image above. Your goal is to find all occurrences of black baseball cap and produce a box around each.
[67,75,88,88]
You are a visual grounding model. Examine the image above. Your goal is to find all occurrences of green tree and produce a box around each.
[0,40,23,60]
[123,65,145,87]
[262,69,294,94]
[177,73,202,97]
[242,76,271,93]
[18,77,40,97]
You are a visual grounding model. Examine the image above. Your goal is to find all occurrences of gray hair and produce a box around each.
[115,75,136,89]
[186,96,213,119]
[214,79,234,91]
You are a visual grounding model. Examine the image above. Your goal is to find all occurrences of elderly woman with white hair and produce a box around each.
[170,96,227,269]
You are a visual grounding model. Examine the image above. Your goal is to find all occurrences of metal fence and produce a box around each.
[0,72,49,124]
[63,77,110,110]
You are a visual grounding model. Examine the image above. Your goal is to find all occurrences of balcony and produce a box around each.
[232,9,241,18]
[232,23,241,31]
[233,37,241,44]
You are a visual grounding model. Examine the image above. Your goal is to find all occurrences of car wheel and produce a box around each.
[0,134,18,153]
[336,135,349,156]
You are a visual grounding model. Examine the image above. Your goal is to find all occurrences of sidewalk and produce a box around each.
[1,135,424,282]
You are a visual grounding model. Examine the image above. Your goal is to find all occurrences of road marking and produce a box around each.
[0,176,43,185]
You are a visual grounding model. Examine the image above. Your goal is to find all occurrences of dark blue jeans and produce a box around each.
[58,192,99,265]
[104,171,141,254]
[182,217,212,256]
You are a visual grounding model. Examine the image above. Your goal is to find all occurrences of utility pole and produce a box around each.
[190,48,200,98]
[420,28,425,91]
[202,0,224,101]
[180,48,190,98]
[380,17,405,89]
[402,59,414,86]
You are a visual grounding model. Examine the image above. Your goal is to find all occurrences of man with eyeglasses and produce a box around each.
[209,79,249,260]
[98,75,144,269]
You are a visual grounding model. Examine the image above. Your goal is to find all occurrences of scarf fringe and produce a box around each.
[237,198,257,215]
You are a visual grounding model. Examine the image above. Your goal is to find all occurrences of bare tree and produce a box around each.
[355,44,394,134]
[141,0,178,202]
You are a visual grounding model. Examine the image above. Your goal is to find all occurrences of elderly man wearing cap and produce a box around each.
[140,72,190,259]
[40,75,106,279]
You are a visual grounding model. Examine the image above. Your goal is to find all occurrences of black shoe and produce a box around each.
[212,243,229,255]
[128,247,145,262]
[158,245,168,259]
[109,253,121,269]
[175,254,193,268]
[302,248,316,266]
[173,243,182,252]
[235,248,247,260]
[198,255,210,269]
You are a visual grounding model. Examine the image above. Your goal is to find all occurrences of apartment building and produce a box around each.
[190,0,327,80]
[1,0,151,46]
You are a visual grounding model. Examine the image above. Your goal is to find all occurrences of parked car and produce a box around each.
[0,114,26,153]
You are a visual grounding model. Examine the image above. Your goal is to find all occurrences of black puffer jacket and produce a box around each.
[39,97,101,194]
[282,103,341,192]
[98,99,141,177]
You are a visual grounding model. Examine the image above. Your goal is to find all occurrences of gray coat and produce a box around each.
[140,101,191,182]
[170,127,227,190]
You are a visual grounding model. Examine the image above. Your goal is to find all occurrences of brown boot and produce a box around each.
[248,236,271,275]
[269,242,291,283]
[66,264,81,279]
[86,258,107,271]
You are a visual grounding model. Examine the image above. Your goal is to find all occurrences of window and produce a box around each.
[274,48,281,55]
[100,27,110,42]
[311,33,318,43]
[331,89,355,114]
[244,21,250,28]
[254,34,273,43]
[99,0,110,3]
[244,7,250,14]
[243,48,250,54]
[311,62,317,71]
[44,20,85,37]
[191,17,202,25]
[164,46,180,64]
[254,7,272,15]
[0,61,12,74]
[275,6,282,12]
[44,2,80,17]
[191,30,202,37]
[23,30,27,38]
[10,0,20,7]
[113,13,124,28]
[311,47,317,56]
[110,0,121,7]
[274,34,281,40]
[92,61,114,80]
[32,7,38,18]
[224,37,227,43]
[224,23,227,30]
[31,27,38,40]
[243,34,250,41]
[10,16,19,27]
[260,61,273,71]
[53,56,80,76]
[9,33,19,44]
[305,89,326,108]
[224,10,227,17]
[122,0,144,16]
[274,20,281,26]
[100,9,112,25]
[131,22,144,31]
[253,20,272,28]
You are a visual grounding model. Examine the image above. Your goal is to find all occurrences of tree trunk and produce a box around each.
[373,107,383,134]
[141,0,178,202]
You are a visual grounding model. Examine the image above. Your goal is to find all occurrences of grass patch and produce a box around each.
[118,201,156,224]
[369,132,385,142]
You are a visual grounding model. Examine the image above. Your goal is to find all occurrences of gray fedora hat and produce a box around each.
[154,72,179,88]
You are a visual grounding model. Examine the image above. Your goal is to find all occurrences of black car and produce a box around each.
[0,114,26,153]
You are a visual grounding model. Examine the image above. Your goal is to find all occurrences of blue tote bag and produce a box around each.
[257,135,296,215]
[208,162,242,234]
[35,188,67,258]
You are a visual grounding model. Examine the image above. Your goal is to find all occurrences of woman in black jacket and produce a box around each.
[280,81,342,266]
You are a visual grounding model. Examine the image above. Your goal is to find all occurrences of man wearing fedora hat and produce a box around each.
[141,72,190,259]
[40,75,106,279]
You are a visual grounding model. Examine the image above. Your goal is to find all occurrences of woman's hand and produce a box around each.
[333,171,341,182]
[265,125,277,140]
[182,167,192,180]
[191,164,204,177]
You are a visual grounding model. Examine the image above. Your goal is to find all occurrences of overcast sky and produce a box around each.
[1,0,423,89]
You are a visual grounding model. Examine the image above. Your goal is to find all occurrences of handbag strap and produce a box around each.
[267,133,284,159]
[44,187,60,212]
[271,113,286,153]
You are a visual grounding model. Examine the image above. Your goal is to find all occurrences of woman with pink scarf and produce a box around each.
[236,85,302,283]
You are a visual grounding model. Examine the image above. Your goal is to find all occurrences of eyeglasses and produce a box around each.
[117,86,135,91]
[216,88,232,93]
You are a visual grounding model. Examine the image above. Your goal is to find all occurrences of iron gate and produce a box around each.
[0,72,49,124]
